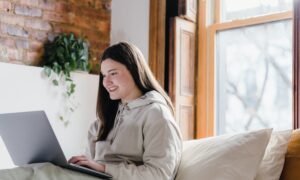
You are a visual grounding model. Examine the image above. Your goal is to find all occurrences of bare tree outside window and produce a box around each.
[222,0,292,22]
[216,20,292,134]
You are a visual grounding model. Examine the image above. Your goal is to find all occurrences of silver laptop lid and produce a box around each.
[0,111,67,166]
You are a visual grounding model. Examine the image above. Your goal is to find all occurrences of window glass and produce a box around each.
[221,0,293,22]
[216,20,292,134]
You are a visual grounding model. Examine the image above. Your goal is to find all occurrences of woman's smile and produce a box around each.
[107,86,118,92]
[101,58,142,102]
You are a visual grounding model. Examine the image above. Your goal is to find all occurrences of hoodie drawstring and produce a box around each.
[110,103,127,144]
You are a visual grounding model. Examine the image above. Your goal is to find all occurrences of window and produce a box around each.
[198,0,293,136]
[216,20,292,134]
[222,0,292,22]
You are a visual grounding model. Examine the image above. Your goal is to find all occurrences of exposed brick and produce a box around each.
[38,0,56,11]
[89,55,100,74]
[0,13,25,26]
[0,37,15,48]
[77,7,110,19]
[0,1,12,12]
[15,5,42,17]
[16,39,29,49]
[25,19,52,31]
[89,41,109,52]
[0,45,9,61]
[95,20,110,33]
[26,50,43,65]
[69,0,95,8]
[90,48,105,60]
[55,2,72,13]
[53,24,81,35]
[1,23,29,37]
[42,11,73,23]
[19,0,39,7]
[29,40,44,50]
[83,0,96,8]
[0,0,111,74]
[95,1,111,11]
[29,30,48,41]
[74,16,91,29]
[46,32,58,41]
[83,29,109,43]
[7,47,23,61]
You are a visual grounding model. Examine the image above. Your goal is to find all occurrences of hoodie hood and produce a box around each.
[123,90,170,111]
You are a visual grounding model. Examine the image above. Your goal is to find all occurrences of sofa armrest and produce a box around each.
[280,129,300,180]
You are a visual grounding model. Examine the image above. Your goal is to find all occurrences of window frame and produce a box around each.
[196,0,293,138]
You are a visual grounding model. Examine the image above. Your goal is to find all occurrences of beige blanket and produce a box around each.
[0,163,104,180]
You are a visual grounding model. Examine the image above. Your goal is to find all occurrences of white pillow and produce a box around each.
[175,129,272,180]
[255,129,292,180]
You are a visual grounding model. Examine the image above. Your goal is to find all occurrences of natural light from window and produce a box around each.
[216,20,292,134]
[215,0,293,134]
[222,0,293,22]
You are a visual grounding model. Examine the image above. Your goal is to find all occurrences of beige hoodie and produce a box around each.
[85,90,182,180]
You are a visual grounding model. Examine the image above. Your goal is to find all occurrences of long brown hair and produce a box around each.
[96,42,174,141]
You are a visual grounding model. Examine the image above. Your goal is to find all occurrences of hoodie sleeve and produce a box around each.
[104,105,182,180]
[84,120,99,159]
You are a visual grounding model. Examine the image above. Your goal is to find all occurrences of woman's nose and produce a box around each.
[103,76,111,86]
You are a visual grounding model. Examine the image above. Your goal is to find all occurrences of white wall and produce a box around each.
[0,62,99,169]
[111,0,150,61]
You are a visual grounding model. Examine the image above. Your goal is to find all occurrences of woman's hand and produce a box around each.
[68,155,105,172]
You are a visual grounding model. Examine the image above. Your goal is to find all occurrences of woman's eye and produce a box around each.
[111,72,118,76]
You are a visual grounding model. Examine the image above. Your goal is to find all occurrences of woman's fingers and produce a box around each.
[76,160,90,166]
[68,155,87,163]
[68,156,105,172]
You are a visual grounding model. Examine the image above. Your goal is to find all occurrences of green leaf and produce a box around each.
[43,66,52,77]
[53,62,62,74]
[71,52,76,61]
[67,83,76,96]
[70,83,76,91]
[64,70,71,78]
[63,36,68,47]
[56,47,65,62]
[64,62,70,72]
[69,33,75,41]
[66,77,72,81]
[70,58,76,70]
[87,62,92,71]
[52,79,59,86]
[42,32,91,107]
[64,120,69,127]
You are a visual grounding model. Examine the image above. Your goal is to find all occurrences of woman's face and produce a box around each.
[101,58,142,103]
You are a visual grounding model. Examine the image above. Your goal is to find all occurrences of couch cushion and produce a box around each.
[175,129,272,180]
[280,129,300,180]
[255,129,292,180]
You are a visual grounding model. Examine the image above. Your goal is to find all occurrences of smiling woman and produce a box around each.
[101,59,142,102]
[0,42,183,180]
[70,42,182,180]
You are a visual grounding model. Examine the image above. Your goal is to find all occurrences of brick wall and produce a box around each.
[0,0,111,73]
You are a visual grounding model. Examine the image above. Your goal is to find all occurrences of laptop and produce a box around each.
[0,111,112,179]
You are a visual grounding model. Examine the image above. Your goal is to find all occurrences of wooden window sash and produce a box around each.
[294,0,300,129]
[149,0,166,87]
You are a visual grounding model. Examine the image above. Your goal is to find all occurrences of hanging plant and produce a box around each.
[43,33,91,95]
[42,32,91,125]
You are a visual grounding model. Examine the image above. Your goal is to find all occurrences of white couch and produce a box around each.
[176,129,292,180]
[0,63,293,180]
